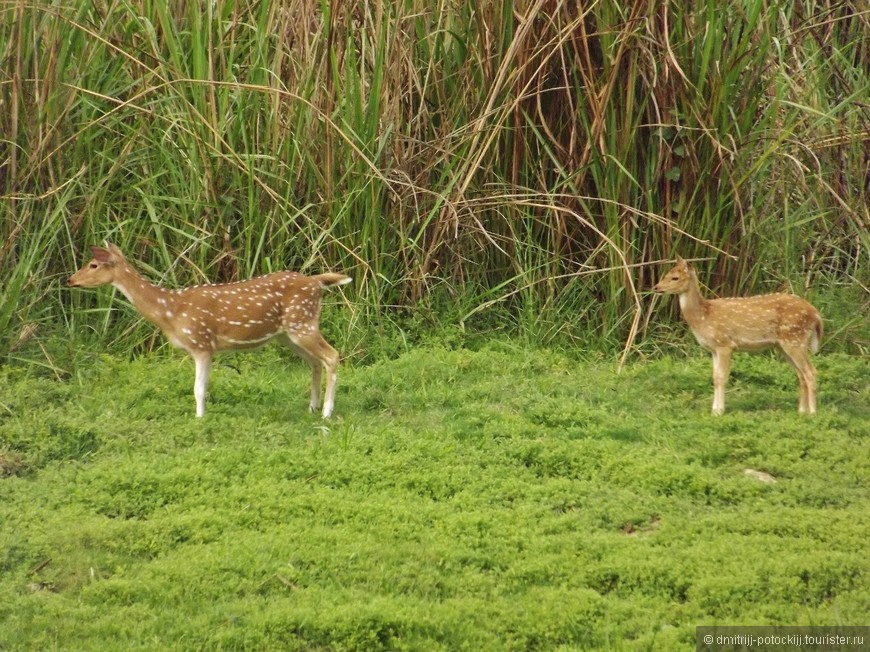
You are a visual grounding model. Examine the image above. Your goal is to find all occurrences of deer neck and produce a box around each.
[111,263,176,326]
[678,272,709,327]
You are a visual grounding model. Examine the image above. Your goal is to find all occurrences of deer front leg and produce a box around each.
[192,352,212,417]
[711,347,732,416]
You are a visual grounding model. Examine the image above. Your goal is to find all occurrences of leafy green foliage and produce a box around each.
[1,347,867,649]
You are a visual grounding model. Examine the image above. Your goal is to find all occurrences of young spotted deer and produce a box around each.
[69,243,351,418]
[654,257,822,415]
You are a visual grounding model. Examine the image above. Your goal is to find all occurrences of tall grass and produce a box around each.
[1,0,867,361]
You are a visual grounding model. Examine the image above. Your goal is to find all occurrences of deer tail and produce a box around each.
[810,314,823,354]
[313,273,352,289]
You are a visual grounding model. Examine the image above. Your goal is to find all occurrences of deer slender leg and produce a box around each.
[192,352,212,418]
[781,343,816,415]
[309,361,323,413]
[280,335,323,412]
[805,361,817,415]
[711,347,732,416]
[290,333,340,418]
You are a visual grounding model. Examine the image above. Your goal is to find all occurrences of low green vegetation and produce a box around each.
[2,345,867,650]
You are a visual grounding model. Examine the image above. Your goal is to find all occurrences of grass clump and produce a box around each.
[1,346,867,650]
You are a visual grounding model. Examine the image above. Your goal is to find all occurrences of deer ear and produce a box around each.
[89,246,113,263]
[675,255,685,264]
[105,242,125,260]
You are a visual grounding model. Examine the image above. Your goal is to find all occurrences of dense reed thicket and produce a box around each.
[1,0,868,360]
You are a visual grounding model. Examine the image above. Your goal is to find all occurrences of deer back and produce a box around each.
[161,272,324,353]
[691,293,820,351]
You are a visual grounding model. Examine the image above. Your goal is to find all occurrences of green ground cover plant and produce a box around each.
[1,345,867,650]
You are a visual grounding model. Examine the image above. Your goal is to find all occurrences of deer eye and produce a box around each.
[89,262,99,269]
[671,276,679,281]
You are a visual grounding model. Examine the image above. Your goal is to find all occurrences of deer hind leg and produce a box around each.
[192,352,213,418]
[308,357,323,413]
[805,359,817,414]
[781,342,816,415]
[711,347,732,416]
[286,332,340,418]
[279,335,323,413]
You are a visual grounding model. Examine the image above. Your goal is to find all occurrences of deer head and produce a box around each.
[653,256,693,294]
[68,243,126,287]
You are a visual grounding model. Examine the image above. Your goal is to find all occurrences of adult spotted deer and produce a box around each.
[654,257,822,415]
[69,243,351,418]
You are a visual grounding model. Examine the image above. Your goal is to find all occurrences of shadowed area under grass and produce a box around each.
[1,346,868,650]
